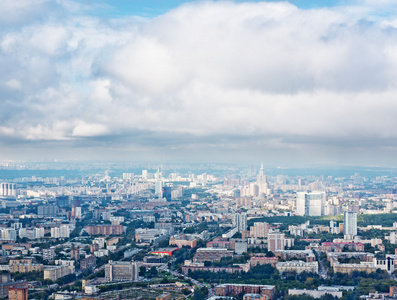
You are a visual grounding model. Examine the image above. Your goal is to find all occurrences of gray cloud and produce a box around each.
[1,0,397,165]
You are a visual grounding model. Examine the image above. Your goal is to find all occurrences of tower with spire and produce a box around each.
[256,162,268,196]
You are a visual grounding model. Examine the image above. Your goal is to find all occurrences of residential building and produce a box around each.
[276,261,319,274]
[233,213,247,233]
[43,248,56,261]
[250,222,269,239]
[268,233,285,253]
[344,211,357,240]
[8,285,28,300]
[86,225,123,236]
[80,255,96,270]
[44,265,75,282]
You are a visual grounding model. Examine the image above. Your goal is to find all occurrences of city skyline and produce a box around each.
[1,0,397,166]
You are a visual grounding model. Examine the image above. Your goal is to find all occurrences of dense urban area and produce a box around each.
[1,162,397,300]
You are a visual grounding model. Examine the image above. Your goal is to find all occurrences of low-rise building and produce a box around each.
[105,261,138,282]
[215,284,275,300]
[169,234,198,248]
[193,248,233,263]
[44,265,75,282]
[276,261,318,274]
[288,288,343,298]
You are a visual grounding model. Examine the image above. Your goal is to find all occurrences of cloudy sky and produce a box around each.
[1,0,397,167]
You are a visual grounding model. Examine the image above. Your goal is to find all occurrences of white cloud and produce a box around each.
[1,0,397,164]
[72,122,109,137]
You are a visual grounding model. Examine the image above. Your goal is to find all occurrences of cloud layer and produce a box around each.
[1,0,397,165]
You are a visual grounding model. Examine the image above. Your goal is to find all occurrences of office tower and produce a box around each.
[233,213,247,232]
[142,170,148,179]
[296,191,326,216]
[344,211,357,239]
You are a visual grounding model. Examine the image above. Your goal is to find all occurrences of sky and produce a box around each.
[1,0,397,167]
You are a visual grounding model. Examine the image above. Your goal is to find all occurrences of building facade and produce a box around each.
[105,261,138,282]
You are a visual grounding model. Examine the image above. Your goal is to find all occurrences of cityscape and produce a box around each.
[2,0,397,300]
[0,162,393,300]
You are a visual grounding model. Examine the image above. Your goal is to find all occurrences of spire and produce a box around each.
[259,162,264,175]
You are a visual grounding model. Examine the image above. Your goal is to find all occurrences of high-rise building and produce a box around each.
[268,233,285,253]
[344,211,357,239]
[233,213,247,233]
[155,181,163,198]
[35,228,45,239]
[0,183,16,196]
[51,225,70,238]
[43,248,56,261]
[296,191,326,216]
[250,222,269,238]
[1,229,17,241]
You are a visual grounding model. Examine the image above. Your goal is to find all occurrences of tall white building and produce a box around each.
[51,225,70,238]
[0,183,16,196]
[296,191,326,216]
[155,181,163,198]
[256,163,268,196]
[233,213,247,233]
[344,211,357,239]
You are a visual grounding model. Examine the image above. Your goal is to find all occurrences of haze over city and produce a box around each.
[1,0,397,166]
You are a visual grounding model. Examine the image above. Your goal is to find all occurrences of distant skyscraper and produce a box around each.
[155,181,163,198]
[0,183,16,196]
[296,191,326,216]
[256,163,268,196]
[344,211,357,239]
[233,213,247,232]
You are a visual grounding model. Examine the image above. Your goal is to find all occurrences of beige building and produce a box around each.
[250,222,269,239]
[332,262,376,274]
[268,233,285,253]
[276,261,318,274]
[9,260,43,273]
[44,265,75,282]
